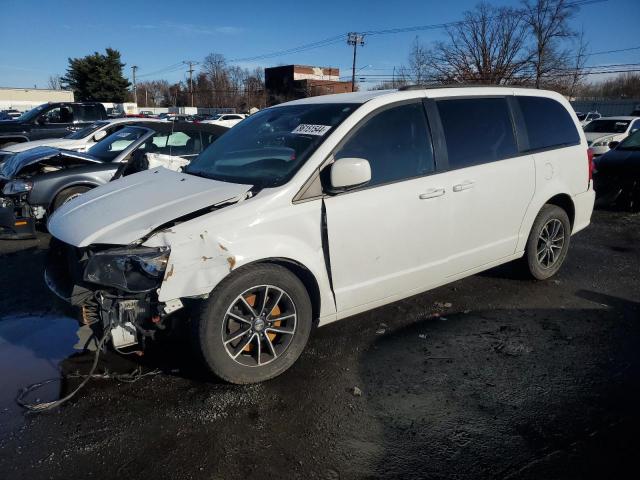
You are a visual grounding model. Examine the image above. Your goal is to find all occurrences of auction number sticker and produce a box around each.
[292,124,332,136]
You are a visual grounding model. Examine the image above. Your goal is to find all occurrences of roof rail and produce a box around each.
[398,83,521,91]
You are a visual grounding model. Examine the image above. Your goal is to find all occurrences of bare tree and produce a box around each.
[419,2,531,85]
[47,74,63,90]
[522,0,577,88]
[565,30,589,98]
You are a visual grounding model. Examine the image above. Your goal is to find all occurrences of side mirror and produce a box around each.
[37,116,48,125]
[93,130,107,142]
[329,157,371,192]
[608,141,620,150]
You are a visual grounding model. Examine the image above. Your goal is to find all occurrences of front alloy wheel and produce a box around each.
[222,285,297,367]
[193,264,312,384]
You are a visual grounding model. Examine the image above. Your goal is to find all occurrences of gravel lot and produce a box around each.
[0,209,639,479]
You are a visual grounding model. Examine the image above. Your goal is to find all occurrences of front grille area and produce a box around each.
[45,238,94,305]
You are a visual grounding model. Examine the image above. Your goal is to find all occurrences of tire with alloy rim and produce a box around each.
[193,264,313,384]
[52,186,92,211]
[524,204,571,280]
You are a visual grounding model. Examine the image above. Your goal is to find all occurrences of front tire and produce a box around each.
[524,204,571,280]
[52,186,92,211]
[193,264,313,384]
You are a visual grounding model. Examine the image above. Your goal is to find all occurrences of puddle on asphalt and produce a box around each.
[0,312,79,434]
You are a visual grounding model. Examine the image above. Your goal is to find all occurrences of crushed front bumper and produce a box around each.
[0,198,36,239]
[45,238,179,347]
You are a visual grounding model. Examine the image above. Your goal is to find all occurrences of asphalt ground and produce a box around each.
[0,209,638,479]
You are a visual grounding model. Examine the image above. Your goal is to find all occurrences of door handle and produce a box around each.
[419,188,445,200]
[453,181,475,192]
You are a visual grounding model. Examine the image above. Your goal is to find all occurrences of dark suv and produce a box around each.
[0,102,107,149]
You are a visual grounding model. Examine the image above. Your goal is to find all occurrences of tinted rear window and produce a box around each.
[518,96,580,151]
[437,97,518,169]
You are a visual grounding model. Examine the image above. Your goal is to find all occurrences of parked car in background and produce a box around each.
[201,113,246,128]
[161,114,195,123]
[0,102,107,149]
[593,129,640,211]
[45,86,594,384]
[1,109,22,119]
[139,110,155,117]
[583,116,640,156]
[578,111,601,126]
[0,121,227,239]
[0,118,164,162]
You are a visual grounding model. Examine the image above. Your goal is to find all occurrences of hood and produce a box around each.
[0,146,62,178]
[2,138,82,153]
[0,146,98,179]
[48,167,252,247]
[594,148,640,172]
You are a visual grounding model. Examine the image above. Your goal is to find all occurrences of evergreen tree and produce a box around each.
[61,48,131,102]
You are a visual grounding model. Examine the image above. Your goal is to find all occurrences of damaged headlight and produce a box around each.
[83,246,170,293]
[2,179,33,195]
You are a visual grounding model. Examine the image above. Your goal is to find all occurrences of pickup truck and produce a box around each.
[0,102,107,149]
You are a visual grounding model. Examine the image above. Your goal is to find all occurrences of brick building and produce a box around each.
[264,65,352,105]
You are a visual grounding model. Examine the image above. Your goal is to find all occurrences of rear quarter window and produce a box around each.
[517,96,580,151]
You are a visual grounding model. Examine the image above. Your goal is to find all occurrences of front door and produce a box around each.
[323,100,453,317]
[31,105,75,140]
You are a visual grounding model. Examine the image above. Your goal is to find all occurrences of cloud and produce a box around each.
[132,22,242,36]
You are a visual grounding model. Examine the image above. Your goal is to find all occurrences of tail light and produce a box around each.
[587,147,594,185]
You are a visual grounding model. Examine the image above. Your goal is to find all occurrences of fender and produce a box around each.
[144,194,337,323]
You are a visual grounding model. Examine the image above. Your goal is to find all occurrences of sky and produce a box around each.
[1,0,638,89]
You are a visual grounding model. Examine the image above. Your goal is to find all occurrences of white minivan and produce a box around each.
[46,87,595,384]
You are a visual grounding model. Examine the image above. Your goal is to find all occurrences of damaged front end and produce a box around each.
[0,179,39,239]
[45,239,182,349]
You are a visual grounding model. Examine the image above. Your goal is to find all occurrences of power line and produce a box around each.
[226,0,607,64]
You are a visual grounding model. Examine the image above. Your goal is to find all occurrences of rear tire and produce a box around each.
[192,264,313,384]
[524,204,571,280]
[52,186,91,211]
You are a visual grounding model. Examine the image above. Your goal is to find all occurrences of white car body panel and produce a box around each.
[446,155,536,274]
[47,86,595,328]
[0,137,88,153]
[47,167,251,247]
[0,117,165,155]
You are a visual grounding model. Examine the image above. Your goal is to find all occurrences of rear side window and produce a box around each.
[76,105,102,122]
[517,96,580,151]
[335,102,435,187]
[437,97,517,169]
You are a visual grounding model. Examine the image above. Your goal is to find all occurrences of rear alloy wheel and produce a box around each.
[524,204,571,280]
[193,264,312,384]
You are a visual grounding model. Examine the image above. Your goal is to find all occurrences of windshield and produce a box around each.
[64,121,108,140]
[186,103,357,187]
[584,119,630,133]
[87,126,148,162]
[617,130,640,150]
[15,104,48,122]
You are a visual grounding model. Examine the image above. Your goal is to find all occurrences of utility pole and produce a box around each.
[131,65,138,105]
[347,33,365,92]
[183,61,198,107]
